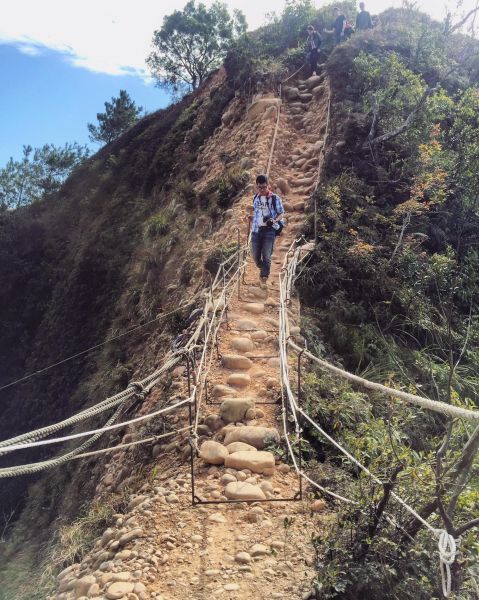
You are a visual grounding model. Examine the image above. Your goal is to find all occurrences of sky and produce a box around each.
[1,0,476,166]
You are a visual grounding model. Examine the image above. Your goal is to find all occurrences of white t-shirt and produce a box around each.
[257,195,273,227]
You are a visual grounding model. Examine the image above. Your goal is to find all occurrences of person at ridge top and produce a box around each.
[305,24,321,77]
[356,2,373,31]
[250,174,285,288]
[324,7,347,43]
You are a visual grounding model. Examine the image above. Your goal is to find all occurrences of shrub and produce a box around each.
[144,209,173,238]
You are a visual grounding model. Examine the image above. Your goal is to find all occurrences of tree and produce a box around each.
[147,1,247,95]
[87,90,143,145]
[0,143,89,210]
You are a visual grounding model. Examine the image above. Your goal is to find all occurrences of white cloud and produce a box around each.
[1,0,477,78]
[0,0,284,77]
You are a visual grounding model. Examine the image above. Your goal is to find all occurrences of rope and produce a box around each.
[439,531,457,598]
[72,426,192,460]
[0,355,181,449]
[288,341,479,421]
[0,393,193,456]
[0,402,125,478]
[0,244,244,455]
[278,244,458,598]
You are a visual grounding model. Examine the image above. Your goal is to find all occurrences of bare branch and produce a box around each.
[365,86,437,148]
[447,1,479,35]
[455,517,479,537]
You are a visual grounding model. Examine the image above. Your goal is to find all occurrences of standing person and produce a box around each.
[250,175,285,287]
[324,7,347,44]
[305,24,321,76]
[356,2,373,31]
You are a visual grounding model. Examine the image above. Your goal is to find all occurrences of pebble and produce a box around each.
[250,543,269,557]
[312,499,326,513]
[224,583,240,591]
[235,551,252,564]
[105,581,134,599]
[208,513,227,523]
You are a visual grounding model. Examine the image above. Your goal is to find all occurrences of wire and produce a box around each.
[0,292,204,394]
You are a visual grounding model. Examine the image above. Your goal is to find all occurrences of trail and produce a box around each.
[52,74,330,600]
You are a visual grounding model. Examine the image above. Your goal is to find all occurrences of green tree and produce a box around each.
[147,1,247,95]
[0,143,89,210]
[87,90,143,145]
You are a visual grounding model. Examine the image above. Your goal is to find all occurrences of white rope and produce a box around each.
[0,393,194,455]
[288,341,479,421]
[439,531,457,598]
[72,425,192,460]
[278,244,458,597]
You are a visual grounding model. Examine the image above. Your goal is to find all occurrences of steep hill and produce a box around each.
[1,4,479,600]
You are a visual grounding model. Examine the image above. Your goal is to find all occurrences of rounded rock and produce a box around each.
[199,440,228,465]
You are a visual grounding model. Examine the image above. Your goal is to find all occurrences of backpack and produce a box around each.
[254,193,284,236]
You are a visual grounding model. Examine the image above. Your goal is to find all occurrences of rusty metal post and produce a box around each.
[297,345,306,501]
[234,226,241,299]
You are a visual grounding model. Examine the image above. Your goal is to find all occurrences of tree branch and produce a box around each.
[447,1,479,35]
[365,86,437,148]
[455,517,479,537]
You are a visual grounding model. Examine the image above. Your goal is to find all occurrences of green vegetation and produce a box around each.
[147,0,247,95]
[0,143,89,210]
[87,89,143,145]
[288,5,479,597]
[2,2,479,598]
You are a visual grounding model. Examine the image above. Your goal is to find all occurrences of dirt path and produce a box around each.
[52,75,330,600]
[143,77,329,600]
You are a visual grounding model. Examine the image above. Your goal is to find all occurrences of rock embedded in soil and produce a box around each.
[222,354,253,370]
[118,528,143,546]
[250,543,269,557]
[236,319,258,331]
[244,302,265,315]
[230,337,255,353]
[199,440,229,465]
[226,373,251,388]
[225,451,275,474]
[224,481,266,501]
[312,499,327,513]
[223,426,280,449]
[219,397,255,424]
[235,551,252,564]
[212,384,237,398]
[105,581,135,599]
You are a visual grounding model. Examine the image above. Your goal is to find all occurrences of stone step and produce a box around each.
[226,373,251,388]
[221,355,253,370]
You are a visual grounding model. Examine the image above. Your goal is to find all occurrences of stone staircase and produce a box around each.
[51,73,330,600]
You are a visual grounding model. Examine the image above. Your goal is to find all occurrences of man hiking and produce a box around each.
[250,174,285,287]
[305,24,321,76]
[356,2,373,31]
[324,7,347,44]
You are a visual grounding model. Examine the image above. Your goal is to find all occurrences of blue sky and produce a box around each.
[0,0,473,167]
[0,44,169,165]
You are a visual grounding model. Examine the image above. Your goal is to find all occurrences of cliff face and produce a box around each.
[2,8,479,599]
[0,70,238,527]
[0,61,291,593]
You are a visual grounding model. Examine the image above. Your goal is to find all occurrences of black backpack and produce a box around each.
[254,193,284,236]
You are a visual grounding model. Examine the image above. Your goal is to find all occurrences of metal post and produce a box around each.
[188,387,195,505]
[297,345,306,501]
[234,226,241,299]
[185,353,191,397]
[222,263,230,330]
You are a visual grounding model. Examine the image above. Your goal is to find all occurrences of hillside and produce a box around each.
[1,3,478,600]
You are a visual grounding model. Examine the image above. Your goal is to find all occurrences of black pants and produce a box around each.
[309,48,319,76]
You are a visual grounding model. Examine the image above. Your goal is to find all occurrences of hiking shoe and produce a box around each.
[260,277,268,289]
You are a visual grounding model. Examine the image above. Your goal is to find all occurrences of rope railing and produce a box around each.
[278,242,463,598]
[0,243,246,477]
